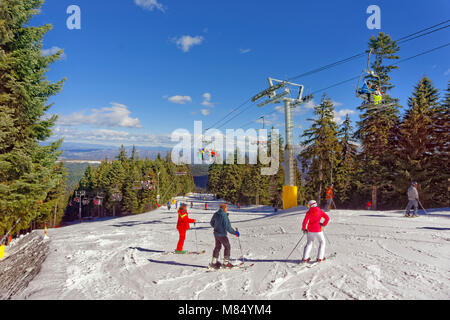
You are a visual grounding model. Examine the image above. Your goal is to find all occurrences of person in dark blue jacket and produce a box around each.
[209,203,239,269]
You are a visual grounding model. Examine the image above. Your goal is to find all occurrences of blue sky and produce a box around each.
[34,0,450,148]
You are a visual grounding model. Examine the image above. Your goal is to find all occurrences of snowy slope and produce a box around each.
[12,194,450,300]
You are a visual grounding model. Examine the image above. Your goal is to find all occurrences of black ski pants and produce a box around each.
[213,234,231,259]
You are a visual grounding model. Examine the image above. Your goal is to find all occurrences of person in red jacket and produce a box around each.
[176,203,196,254]
[325,184,334,211]
[301,200,330,263]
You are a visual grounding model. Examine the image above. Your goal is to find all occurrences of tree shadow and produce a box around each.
[361,215,392,218]
[417,227,450,231]
[242,258,301,264]
[111,219,171,227]
[129,247,165,253]
[147,258,208,269]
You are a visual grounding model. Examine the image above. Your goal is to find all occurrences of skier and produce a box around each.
[371,86,384,106]
[366,201,372,210]
[357,81,375,101]
[175,203,196,254]
[209,203,240,269]
[405,182,420,217]
[325,184,334,211]
[167,201,171,211]
[301,200,330,263]
[190,201,194,209]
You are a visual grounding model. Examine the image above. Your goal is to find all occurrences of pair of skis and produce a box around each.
[206,261,255,272]
[163,250,206,255]
[291,252,337,270]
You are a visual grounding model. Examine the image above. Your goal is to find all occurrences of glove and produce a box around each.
[235,231,240,237]
[302,229,308,235]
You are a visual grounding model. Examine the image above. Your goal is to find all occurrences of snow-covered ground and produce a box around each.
[10,194,450,300]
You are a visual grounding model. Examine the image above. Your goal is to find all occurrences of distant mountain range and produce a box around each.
[46,142,170,161]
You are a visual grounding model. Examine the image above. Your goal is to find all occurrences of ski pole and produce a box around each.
[286,233,306,261]
[418,200,429,215]
[332,199,338,210]
[236,228,245,263]
[194,222,199,252]
[324,230,332,247]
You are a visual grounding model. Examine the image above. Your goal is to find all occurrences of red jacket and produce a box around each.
[302,207,330,233]
[177,208,195,231]
[326,187,333,200]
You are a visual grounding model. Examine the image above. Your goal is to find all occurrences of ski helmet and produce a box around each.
[308,200,317,208]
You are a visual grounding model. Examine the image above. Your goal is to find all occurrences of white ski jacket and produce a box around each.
[407,186,419,201]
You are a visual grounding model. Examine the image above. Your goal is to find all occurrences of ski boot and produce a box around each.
[209,258,221,270]
[300,258,311,264]
[317,258,327,263]
[222,258,234,269]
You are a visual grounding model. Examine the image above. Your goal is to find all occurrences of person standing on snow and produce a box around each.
[301,200,330,263]
[175,203,196,254]
[405,182,420,217]
[325,184,334,211]
[209,203,240,269]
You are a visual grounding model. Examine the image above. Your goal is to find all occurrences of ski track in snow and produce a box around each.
[10,195,450,300]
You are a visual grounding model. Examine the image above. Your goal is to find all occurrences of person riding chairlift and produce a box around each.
[358,81,384,106]
[358,81,375,101]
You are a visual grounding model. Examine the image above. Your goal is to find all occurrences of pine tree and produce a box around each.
[0,0,66,235]
[395,77,440,206]
[427,80,449,207]
[355,32,401,209]
[267,128,284,208]
[299,95,341,206]
[335,115,359,206]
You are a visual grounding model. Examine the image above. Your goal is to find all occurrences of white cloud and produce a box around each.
[331,100,343,108]
[444,68,450,76]
[201,109,211,116]
[166,95,192,104]
[334,109,355,124]
[41,46,66,59]
[239,48,251,54]
[58,102,142,128]
[304,99,316,109]
[254,113,279,127]
[134,0,165,12]
[274,105,284,113]
[172,35,204,52]
[201,93,215,107]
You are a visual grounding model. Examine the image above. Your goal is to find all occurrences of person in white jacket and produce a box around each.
[405,182,419,217]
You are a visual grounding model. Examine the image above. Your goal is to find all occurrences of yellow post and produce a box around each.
[282,186,298,210]
[0,245,4,260]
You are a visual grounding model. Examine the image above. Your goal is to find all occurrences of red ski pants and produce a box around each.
[177,229,187,251]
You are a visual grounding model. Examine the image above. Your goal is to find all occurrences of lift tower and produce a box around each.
[252,78,313,209]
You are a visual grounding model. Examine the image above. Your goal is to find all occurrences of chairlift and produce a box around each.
[197,147,218,162]
[355,49,393,111]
